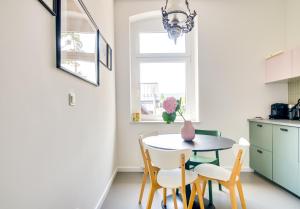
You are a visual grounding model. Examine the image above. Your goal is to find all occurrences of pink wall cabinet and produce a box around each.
[265,51,292,83]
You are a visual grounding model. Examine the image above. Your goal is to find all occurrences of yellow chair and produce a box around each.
[193,138,250,209]
[138,133,167,206]
[144,145,205,209]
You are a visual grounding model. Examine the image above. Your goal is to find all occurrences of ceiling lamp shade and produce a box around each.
[162,0,197,44]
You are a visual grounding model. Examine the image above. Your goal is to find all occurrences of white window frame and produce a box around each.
[129,14,199,122]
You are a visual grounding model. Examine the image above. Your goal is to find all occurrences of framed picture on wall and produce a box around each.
[56,0,100,86]
[99,34,108,66]
[38,0,56,16]
[107,45,112,71]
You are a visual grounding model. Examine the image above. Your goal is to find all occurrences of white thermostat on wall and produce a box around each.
[69,93,76,106]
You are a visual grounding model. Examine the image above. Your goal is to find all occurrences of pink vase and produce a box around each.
[181,120,195,141]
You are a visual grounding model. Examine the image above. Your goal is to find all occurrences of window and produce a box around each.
[139,33,186,53]
[130,14,198,122]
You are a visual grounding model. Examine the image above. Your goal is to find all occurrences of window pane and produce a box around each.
[139,33,185,54]
[140,63,186,118]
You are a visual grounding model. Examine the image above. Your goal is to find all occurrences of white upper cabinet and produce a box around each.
[265,47,300,84]
[265,0,300,84]
[265,51,292,83]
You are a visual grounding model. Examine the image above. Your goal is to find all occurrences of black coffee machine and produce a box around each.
[269,103,289,119]
[289,99,300,120]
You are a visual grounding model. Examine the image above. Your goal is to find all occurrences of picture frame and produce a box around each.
[107,45,112,71]
[99,34,108,66]
[56,0,100,86]
[38,0,56,16]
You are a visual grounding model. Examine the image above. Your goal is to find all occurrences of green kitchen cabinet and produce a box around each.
[249,122,273,151]
[298,164,300,196]
[298,129,300,197]
[249,121,273,179]
[273,125,299,194]
[250,145,273,180]
[249,120,300,196]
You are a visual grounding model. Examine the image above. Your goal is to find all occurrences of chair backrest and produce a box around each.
[138,132,159,170]
[195,129,221,137]
[232,137,250,162]
[145,145,192,170]
[145,146,192,206]
[229,137,250,182]
[194,129,221,158]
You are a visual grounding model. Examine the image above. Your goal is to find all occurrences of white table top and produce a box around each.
[143,134,236,152]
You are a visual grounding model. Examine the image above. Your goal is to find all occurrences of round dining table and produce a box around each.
[143,134,236,209]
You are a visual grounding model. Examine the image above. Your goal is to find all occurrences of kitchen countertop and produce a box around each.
[248,118,300,128]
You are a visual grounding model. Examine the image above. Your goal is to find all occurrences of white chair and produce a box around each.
[144,145,205,209]
[193,138,250,209]
[138,132,163,204]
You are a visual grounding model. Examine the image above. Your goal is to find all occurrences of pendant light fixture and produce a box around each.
[161,0,197,44]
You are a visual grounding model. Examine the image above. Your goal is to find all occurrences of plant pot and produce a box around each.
[181,120,195,141]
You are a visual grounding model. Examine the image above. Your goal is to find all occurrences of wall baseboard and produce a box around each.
[224,166,254,172]
[117,166,144,172]
[94,168,118,209]
[117,166,254,173]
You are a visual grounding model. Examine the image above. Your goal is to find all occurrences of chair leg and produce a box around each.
[146,186,156,209]
[138,171,148,204]
[195,182,205,209]
[180,187,188,209]
[229,187,238,209]
[216,161,223,191]
[237,180,247,209]
[163,188,167,207]
[202,179,207,197]
[208,180,213,205]
[218,183,223,191]
[188,184,196,209]
[172,189,179,209]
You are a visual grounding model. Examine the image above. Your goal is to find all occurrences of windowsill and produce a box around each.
[130,120,201,124]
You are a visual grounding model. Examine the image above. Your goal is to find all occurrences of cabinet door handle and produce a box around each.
[257,149,263,154]
[256,124,263,128]
[280,128,288,132]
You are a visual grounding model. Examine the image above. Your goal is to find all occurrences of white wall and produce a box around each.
[286,0,300,49]
[115,0,288,170]
[0,1,116,209]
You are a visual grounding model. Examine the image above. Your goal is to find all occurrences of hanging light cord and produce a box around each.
[164,0,168,10]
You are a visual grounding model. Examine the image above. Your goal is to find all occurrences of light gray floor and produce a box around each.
[101,172,300,209]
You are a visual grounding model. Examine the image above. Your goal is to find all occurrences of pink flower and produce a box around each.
[163,97,177,114]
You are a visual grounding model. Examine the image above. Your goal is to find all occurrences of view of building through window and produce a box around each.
[137,32,187,119]
[140,62,186,117]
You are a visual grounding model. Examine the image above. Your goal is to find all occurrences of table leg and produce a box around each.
[208,180,213,205]
[185,163,192,204]
[186,184,192,204]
